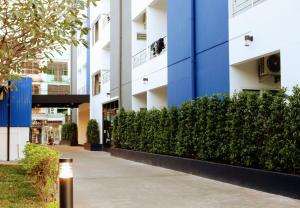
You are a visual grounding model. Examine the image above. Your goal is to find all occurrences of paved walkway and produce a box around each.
[57,146,300,208]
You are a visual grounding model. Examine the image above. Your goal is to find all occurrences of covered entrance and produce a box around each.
[31,95,90,144]
[103,100,119,148]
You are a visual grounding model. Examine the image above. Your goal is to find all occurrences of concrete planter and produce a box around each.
[111,148,300,199]
[84,143,103,151]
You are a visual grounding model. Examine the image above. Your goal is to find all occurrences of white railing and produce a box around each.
[132,49,147,68]
[232,0,266,16]
[132,36,167,69]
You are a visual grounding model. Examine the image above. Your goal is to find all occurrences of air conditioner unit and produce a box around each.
[258,54,281,83]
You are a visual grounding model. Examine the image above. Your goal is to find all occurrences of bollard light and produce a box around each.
[59,158,73,208]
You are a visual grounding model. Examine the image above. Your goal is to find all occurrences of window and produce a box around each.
[57,108,68,114]
[93,72,101,96]
[93,20,99,45]
[32,85,40,95]
[48,85,70,95]
[63,68,68,76]
[48,67,55,75]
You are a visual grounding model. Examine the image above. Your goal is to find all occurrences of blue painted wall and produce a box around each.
[168,0,229,106]
[0,78,32,127]
[168,0,194,106]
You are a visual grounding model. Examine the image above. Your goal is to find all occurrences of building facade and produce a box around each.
[0,78,32,161]
[229,0,300,95]
[27,60,71,145]
[131,0,168,111]
[168,0,229,106]
[74,0,300,147]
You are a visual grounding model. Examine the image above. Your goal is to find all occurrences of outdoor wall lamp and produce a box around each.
[245,35,254,47]
[59,158,73,208]
[143,77,149,84]
[106,92,111,97]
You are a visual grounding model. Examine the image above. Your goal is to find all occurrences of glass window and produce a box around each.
[93,72,101,96]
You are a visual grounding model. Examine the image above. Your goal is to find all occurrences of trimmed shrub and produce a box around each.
[21,144,60,202]
[61,123,71,141]
[286,87,300,174]
[175,101,195,158]
[168,106,179,156]
[87,119,100,144]
[112,89,300,175]
[70,123,78,146]
[61,123,78,146]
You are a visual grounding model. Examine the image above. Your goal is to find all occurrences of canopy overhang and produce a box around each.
[32,95,89,108]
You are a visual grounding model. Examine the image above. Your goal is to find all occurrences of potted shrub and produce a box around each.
[85,119,102,151]
[70,123,78,146]
[61,123,71,145]
[61,123,78,146]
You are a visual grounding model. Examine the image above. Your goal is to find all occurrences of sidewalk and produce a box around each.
[59,146,300,208]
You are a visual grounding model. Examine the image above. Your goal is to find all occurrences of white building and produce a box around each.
[131,0,168,111]
[72,26,90,145]
[229,0,300,94]
[89,0,118,147]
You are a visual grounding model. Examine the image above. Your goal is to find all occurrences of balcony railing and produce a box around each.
[232,0,266,16]
[132,49,147,68]
[132,36,167,69]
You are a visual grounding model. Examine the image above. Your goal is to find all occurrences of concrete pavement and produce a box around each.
[57,146,300,208]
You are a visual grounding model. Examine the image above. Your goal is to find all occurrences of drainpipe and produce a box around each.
[118,0,123,108]
[191,0,197,100]
[7,81,11,161]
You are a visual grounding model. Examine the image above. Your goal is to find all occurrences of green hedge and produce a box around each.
[87,119,100,144]
[61,123,78,146]
[112,88,300,175]
[21,144,60,203]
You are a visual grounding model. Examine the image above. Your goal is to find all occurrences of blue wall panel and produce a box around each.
[196,43,230,96]
[168,59,194,107]
[168,0,230,106]
[0,92,8,126]
[195,0,229,53]
[167,0,194,106]
[0,78,32,127]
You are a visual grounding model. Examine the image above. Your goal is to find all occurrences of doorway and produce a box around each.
[102,101,119,149]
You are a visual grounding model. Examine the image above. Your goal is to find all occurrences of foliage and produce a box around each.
[0,165,45,207]
[113,88,300,175]
[61,124,71,141]
[46,201,59,208]
[175,101,195,158]
[0,0,98,84]
[61,123,78,146]
[21,144,60,203]
[87,119,100,144]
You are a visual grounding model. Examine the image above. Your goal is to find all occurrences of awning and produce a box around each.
[32,95,89,108]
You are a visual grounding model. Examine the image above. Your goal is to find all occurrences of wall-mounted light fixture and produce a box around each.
[106,92,111,97]
[143,77,149,84]
[245,35,254,47]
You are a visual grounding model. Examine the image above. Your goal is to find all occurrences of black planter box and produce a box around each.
[111,148,300,200]
[84,143,103,151]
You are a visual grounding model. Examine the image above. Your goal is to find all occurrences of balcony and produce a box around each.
[132,36,167,69]
[232,0,267,16]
